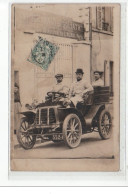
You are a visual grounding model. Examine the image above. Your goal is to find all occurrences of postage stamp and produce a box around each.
[28,37,59,70]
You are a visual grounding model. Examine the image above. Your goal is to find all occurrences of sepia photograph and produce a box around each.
[10,3,120,171]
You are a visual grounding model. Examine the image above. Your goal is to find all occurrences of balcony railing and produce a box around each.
[102,22,109,31]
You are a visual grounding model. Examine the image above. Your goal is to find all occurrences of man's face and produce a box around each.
[94,73,100,81]
[56,76,63,83]
[76,73,83,81]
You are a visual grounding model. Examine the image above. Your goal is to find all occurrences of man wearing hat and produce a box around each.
[69,68,93,107]
[92,71,104,86]
[51,73,69,94]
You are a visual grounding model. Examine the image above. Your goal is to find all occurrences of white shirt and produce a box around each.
[92,78,104,86]
[52,82,69,94]
[70,79,93,97]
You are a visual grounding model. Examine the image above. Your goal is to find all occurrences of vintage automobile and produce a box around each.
[17,86,112,149]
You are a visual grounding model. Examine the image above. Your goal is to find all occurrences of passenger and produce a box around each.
[69,68,93,107]
[92,71,104,86]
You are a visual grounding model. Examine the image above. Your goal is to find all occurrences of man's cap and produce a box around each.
[75,68,84,74]
[55,73,63,78]
[94,71,103,75]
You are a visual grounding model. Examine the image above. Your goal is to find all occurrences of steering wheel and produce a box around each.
[47,91,65,98]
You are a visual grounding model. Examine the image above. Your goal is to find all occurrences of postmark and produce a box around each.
[28,36,59,70]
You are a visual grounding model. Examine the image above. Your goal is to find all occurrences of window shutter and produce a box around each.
[110,7,113,32]
[96,7,102,30]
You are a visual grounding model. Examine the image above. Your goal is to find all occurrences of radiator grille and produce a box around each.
[40,108,47,125]
[35,109,39,124]
[49,108,56,124]
[35,108,56,125]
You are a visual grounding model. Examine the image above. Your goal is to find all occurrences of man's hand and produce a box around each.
[82,92,89,100]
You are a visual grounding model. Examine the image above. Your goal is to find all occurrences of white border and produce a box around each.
[0,0,127,186]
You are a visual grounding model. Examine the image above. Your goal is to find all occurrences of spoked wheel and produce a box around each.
[17,117,36,149]
[98,110,112,139]
[63,114,82,148]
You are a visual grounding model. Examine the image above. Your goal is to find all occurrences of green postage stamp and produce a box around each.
[28,37,59,70]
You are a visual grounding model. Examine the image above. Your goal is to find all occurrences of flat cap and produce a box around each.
[94,71,103,75]
[55,74,63,78]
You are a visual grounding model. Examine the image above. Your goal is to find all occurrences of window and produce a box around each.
[96,6,113,32]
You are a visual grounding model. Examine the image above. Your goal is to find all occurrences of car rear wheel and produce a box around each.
[63,114,82,148]
[17,117,36,149]
[98,110,112,139]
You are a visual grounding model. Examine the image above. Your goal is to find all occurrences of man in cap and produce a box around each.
[92,71,104,86]
[69,68,93,107]
[51,73,69,94]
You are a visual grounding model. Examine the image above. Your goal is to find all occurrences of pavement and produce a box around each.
[13,131,115,160]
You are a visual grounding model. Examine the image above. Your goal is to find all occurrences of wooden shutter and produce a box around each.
[96,7,102,30]
[110,7,113,32]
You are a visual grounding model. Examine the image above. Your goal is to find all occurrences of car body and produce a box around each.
[17,86,112,149]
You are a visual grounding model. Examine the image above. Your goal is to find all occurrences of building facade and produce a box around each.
[12,4,114,106]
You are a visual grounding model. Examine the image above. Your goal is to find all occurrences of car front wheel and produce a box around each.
[63,114,82,148]
[17,117,36,149]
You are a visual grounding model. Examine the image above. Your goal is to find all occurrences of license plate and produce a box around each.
[52,134,62,140]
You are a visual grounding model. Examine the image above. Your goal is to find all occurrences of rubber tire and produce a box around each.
[17,117,36,150]
[98,110,112,140]
[63,114,82,148]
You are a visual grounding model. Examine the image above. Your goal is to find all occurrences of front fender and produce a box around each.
[58,107,86,132]
[19,111,36,124]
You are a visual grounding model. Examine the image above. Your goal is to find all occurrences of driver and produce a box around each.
[51,73,69,95]
[69,68,93,107]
